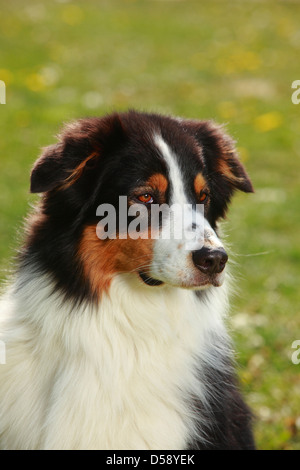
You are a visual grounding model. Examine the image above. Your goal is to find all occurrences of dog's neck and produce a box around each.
[12,267,229,346]
[2,267,232,449]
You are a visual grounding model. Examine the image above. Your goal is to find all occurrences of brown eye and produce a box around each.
[199,191,208,202]
[138,193,154,204]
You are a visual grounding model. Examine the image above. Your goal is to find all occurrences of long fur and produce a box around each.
[0,110,255,450]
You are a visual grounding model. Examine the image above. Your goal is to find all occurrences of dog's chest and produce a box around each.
[1,274,228,449]
[42,283,210,449]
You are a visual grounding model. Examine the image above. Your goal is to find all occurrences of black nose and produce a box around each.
[192,247,228,275]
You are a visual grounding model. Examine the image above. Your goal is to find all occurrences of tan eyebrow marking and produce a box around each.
[194,173,207,194]
[146,173,168,193]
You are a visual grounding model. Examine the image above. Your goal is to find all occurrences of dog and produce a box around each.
[0,110,255,450]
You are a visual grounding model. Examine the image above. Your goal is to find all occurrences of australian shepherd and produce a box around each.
[0,110,255,450]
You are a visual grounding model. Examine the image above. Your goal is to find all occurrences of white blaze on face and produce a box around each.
[154,134,203,248]
[149,134,225,288]
[154,135,187,206]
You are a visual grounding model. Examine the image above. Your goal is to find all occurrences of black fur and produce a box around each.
[20,111,255,449]
[24,110,253,306]
[187,345,255,450]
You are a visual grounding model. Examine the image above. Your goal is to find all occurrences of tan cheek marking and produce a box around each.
[194,173,207,194]
[147,173,168,194]
[61,151,99,190]
[78,225,154,297]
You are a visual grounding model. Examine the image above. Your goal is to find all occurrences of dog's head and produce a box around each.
[30,111,253,299]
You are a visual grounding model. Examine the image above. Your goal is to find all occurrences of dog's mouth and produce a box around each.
[138,271,164,287]
[138,270,225,289]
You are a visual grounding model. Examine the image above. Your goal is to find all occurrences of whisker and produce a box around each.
[231,250,273,258]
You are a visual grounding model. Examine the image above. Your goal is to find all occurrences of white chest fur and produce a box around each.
[0,271,229,450]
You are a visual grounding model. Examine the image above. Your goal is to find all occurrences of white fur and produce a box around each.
[154,134,187,206]
[150,134,226,288]
[0,267,230,450]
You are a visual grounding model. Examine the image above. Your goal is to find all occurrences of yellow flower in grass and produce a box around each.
[254,112,283,132]
[0,69,13,85]
[240,370,253,385]
[61,5,84,26]
[216,49,261,74]
[25,73,47,92]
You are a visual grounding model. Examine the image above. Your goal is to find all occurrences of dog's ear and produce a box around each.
[30,114,125,193]
[182,119,254,194]
[30,142,68,193]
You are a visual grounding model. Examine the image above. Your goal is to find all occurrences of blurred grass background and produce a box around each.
[0,0,300,450]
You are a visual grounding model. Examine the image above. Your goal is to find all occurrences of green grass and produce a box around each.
[0,0,300,450]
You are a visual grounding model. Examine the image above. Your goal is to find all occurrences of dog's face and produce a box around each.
[30,111,253,299]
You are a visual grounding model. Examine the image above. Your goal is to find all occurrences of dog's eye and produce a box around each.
[137,193,154,204]
[199,191,208,203]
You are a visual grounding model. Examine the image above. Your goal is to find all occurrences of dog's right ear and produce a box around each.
[30,143,68,193]
[30,114,125,194]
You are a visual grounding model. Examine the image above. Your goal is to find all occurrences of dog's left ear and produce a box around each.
[182,119,254,194]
